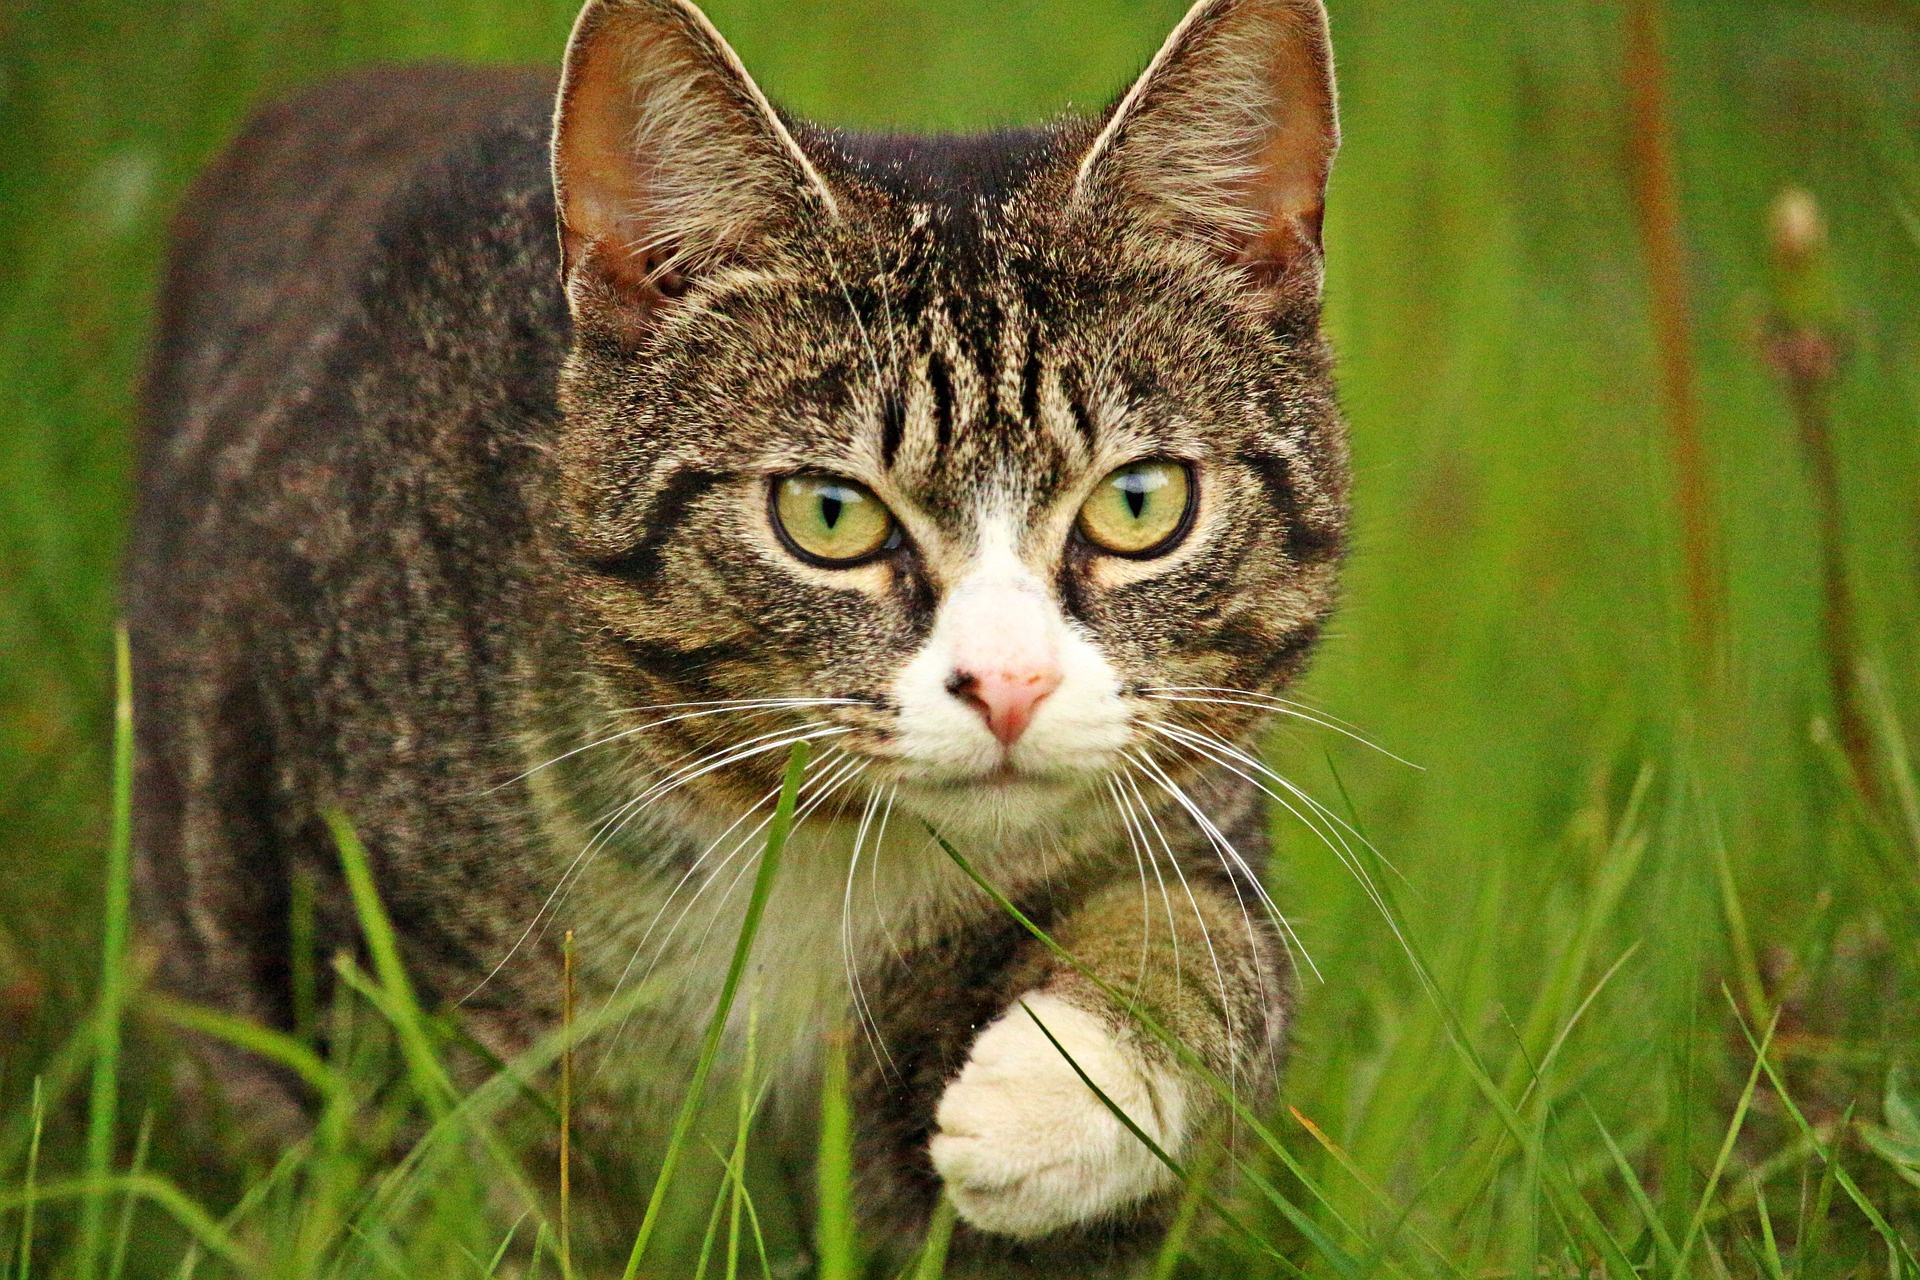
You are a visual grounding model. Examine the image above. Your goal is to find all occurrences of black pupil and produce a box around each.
[820,491,844,529]
[1122,472,1148,519]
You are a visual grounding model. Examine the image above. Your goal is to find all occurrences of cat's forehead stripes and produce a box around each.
[857,257,1091,525]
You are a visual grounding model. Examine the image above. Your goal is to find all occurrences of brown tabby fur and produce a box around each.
[129,1,1346,1273]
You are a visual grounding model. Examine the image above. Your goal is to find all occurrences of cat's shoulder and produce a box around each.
[145,65,558,440]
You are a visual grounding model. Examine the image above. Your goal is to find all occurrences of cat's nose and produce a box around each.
[946,666,1064,748]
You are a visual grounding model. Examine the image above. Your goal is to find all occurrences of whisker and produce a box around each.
[843,785,897,1078]
[1143,720,1426,984]
[866,784,906,964]
[1127,746,1321,984]
[1103,777,1159,1009]
[595,749,868,1071]
[1118,764,1240,1081]
[1129,748,1287,1094]
[465,723,849,1003]
[680,754,869,962]
[1112,772,1182,1001]
[1140,687,1420,770]
[1148,719,1407,891]
[490,698,868,793]
[595,778,789,1017]
[1168,720,1430,973]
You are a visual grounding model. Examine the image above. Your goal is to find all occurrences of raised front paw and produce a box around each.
[928,992,1188,1240]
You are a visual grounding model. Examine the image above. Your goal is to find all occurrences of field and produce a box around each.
[3,0,1919,1275]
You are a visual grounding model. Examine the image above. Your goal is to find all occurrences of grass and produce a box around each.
[4,0,1920,1275]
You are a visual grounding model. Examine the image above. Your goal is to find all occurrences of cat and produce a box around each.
[128,0,1346,1273]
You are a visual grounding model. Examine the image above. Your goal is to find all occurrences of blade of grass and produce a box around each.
[0,1174,252,1271]
[816,1028,858,1280]
[292,867,319,1048]
[1289,1106,1469,1279]
[1585,1100,1680,1269]
[1750,1174,1787,1280]
[143,992,334,1094]
[484,1215,527,1277]
[76,626,135,1280]
[104,1109,153,1280]
[1701,778,1769,1023]
[1247,759,1642,1276]
[1672,1000,1778,1277]
[693,1163,732,1280]
[1149,1144,1215,1280]
[0,1019,91,1176]
[620,739,809,1279]
[704,1140,776,1280]
[912,1197,956,1280]
[18,1078,42,1280]
[928,827,1362,1244]
[935,823,1633,1278]
[727,994,760,1280]
[325,810,455,1120]
[560,928,574,1280]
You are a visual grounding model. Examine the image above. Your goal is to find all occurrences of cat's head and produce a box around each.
[548,0,1345,844]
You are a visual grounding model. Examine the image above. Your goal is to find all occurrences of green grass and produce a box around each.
[4,0,1920,1275]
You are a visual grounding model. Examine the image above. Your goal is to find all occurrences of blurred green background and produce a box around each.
[2,0,1918,1274]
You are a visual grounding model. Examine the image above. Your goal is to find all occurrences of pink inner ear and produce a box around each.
[1228,9,1337,283]
[554,11,665,285]
[1079,0,1338,296]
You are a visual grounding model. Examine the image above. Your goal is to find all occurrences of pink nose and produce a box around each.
[947,666,1064,748]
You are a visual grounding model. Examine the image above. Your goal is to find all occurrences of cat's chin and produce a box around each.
[889,768,1108,844]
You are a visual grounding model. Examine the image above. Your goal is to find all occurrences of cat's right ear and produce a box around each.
[551,0,838,336]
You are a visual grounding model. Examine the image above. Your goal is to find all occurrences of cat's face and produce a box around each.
[550,0,1343,843]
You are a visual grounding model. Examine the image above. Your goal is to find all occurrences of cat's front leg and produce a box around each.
[927,873,1286,1242]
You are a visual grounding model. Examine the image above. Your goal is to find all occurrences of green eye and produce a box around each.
[1077,460,1194,557]
[771,474,897,566]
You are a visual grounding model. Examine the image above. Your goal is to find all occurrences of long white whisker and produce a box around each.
[1104,778,1159,1007]
[843,785,897,1077]
[682,755,869,962]
[1148,720,1406,892]
[490,698,868,793]
[1143,720,1421,984]
[1119,765,1238,1077]
[1113,772,1182,1000]
[597,750,867,1070]
[1128,747,1321,984]
[1191,722,1433,969]
[1130,748,1287,1095]
[466,723,849,1004]
[596,779,788,1018]
[867,784,906,964]
[1141,688,1420,770]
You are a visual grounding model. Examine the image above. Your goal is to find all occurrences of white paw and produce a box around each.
[929,992,1187,1240]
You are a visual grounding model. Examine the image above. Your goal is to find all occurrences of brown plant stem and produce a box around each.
[1762,188,1879,812]
[1772,336,1877,809]
[1624,0,1723,689]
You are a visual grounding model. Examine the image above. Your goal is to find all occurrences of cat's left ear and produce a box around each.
[1075,0,1338,307]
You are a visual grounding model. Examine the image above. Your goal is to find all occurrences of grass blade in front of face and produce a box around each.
[622,740,811,1279]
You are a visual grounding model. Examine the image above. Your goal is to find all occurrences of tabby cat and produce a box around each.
[129,0,1346,1272]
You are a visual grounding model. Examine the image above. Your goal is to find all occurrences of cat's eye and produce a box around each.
[1077,460,1195,558]
[771,473,898,566]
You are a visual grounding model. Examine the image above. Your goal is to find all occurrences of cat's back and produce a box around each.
[139,64,555,481]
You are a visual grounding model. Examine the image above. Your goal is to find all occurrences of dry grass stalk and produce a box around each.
[1624,0,1724,689]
